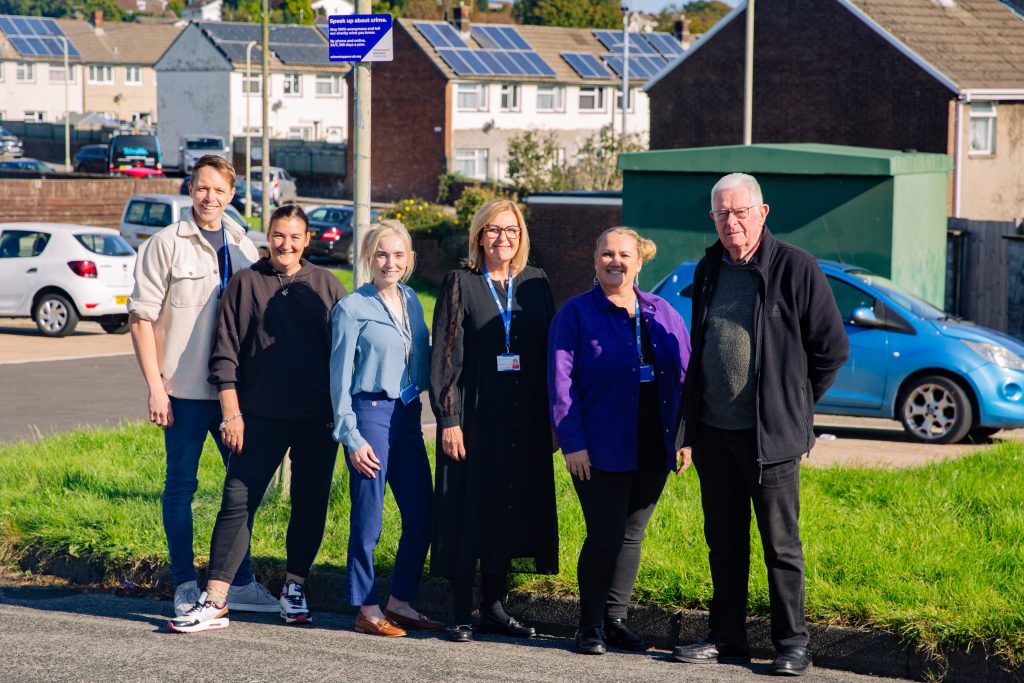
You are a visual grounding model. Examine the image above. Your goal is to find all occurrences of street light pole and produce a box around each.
[743,0,755,145]
[352,0,371,287]
[245,40,257,219]
[60,36,70,171]
[260,0,271,223]
[620,5,630,140]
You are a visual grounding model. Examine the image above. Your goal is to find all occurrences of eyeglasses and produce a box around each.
[710,205,758,222]
[483,224,522,239]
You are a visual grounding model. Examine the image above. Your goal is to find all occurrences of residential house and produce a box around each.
[155,20,349,169]
[644,0,1024,222]
[0,15,85,123]
[183,0,224,22]
[347,15,686,201]
[311,0,354,18]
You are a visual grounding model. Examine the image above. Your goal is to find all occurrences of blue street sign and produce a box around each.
[328,14,394,62]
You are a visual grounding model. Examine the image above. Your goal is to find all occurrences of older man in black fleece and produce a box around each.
[672,173,849,677]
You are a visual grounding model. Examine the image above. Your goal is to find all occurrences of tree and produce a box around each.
[513,0,620,29]
[571,126,644,191]
[281,0,314,23]
[654,1,731,35]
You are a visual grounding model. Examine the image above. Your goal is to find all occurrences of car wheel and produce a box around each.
[898,375,973,444]
[34,292,79,337]
[967,426,1000,443]
[99,315,130,334]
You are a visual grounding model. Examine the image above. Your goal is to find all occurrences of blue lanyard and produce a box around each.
[217,225,229,295]
[635,297,645,364]
[482,265,514,353]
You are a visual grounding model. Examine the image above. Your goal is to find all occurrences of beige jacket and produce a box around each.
[128,218,259,400]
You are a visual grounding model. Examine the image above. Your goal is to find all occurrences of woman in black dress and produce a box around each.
[429,198,558,643]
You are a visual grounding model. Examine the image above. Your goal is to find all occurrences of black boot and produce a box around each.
[575,624,606,655]
[603,617,648,652]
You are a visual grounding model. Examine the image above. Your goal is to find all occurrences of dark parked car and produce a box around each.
[0,158,54,172]
[73,144,108,173]
[305,206,382,264]
[179,175,263,216]
[108,133,164,178]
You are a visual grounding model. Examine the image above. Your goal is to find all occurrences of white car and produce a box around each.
[118,193,269,257]
[181,136,230,174]
[0,223,135,337]
[250,166,298,205]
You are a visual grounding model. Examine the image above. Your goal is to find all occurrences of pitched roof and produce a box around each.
[194,20,349,73]
[56,18,182,64]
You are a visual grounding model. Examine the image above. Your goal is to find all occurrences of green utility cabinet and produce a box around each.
[618,143,952,307]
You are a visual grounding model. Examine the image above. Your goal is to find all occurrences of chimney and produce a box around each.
[91,9,104,30]
[673,15,691,50]
[453,2,470,34]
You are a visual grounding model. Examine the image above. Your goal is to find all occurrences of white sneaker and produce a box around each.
[168,592,229,633]
[279,580,311,625]
[173,580,200,617]
[227,581,280,613]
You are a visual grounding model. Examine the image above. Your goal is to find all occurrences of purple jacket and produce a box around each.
[548,285,691,472]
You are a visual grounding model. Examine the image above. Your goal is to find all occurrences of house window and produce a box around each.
[457,83,488,111]
[536,85,564,112]
[282,73,301,96]
[315,74,341,96]
[615,87,635,112]
[16,62,34,82]
[454,148,488,180]
[242,75,262,95]
[125,66,142,85]
[287,126,312,141]
[23,110,45,122]
[578,86,605,112]
[968,101,996,155]
[49,64,76,83]
[88,65,114,84]
[500,84,520,112]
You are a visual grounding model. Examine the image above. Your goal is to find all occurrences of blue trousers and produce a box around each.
[346,393,433,606]
[163,397,254,587]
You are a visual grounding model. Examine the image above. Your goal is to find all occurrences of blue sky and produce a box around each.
[627,0,739,13]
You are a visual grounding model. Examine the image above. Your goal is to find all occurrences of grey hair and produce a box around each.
[710,173,763,207]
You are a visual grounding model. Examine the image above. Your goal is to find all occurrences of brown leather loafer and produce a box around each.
[354,612,406,637]
[384,608,445,632]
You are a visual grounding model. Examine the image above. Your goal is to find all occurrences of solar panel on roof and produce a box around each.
[273,43,325,65]
[602,54,666,80]
[642,32,684,57]
[593,29,655,55]
[415,21,465,49]
[561,52,611,79]
[471,25,531,51]
[0,15,80,57]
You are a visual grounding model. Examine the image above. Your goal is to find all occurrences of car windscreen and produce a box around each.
[75,233,135,256]
[111,136,160,168]
[849,270,945,321]
[185,138,224,150]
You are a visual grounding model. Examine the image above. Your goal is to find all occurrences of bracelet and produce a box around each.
[219,412,242,431]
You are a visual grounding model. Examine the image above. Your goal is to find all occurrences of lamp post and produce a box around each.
[245,39,257,219]
[260,0,271,223]
[59,35,70,171]
[620,5,631,140]
[743,0,755,144]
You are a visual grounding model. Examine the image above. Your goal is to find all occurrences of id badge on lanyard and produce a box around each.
[483,266,520,372]
[636,299,654,383]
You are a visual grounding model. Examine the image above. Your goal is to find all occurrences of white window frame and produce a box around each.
[500,84,520,112]
[968,101,997,156]
[615,87,636,113]
[536,85,565,113]
[287,126,312,141]
[456,83,488,112]
[23,110,45,122]
[242,75,263,95]
[578,86,605,112]
[49,63,76,84]
[282,73,301,96]
[125,65,142,86]
[315,74,341,97]
[16,62,34,82]
[87,64,114,84]
[454,148,488,180]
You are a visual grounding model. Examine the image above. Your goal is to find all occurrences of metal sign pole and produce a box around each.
[352,0,372,288]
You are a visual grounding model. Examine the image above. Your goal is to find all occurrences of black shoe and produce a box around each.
[604,617,648,652]
[476,612,536,638]
[446,624,473,642]
[673,637,751,664]
[575,625,606,655]
[770,645,812,676]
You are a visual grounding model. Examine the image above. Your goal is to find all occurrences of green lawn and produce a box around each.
[330,268,438,329]
[0,426,1021,662]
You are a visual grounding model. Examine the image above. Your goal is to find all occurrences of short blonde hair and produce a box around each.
[357,219,416,284]
[466,199,530,275]
[595,226,657,265]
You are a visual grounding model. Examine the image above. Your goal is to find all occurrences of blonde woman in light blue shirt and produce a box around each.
[329,220,441,637]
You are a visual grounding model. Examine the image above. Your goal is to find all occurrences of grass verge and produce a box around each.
[0,426,1021,664]
[329,268,438,328]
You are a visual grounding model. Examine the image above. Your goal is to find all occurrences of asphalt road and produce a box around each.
[0,583,899,683]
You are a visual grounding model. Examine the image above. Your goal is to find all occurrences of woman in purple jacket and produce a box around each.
[548,227,691,656]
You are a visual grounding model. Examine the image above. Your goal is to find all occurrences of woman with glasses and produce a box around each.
[330,220,443,637]
[429,199,559,643]
[548,227,691,655]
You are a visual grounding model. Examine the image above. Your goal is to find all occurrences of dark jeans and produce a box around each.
[692,423,809,649]
[207,415,338,584]
[571,462,668,627]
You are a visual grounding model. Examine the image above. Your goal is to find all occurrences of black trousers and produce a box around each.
[207,415,338,584]
[572,462,668,627]
[692,423,809,649]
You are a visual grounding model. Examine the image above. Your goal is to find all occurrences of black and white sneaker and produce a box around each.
[279,580,311,625]
[168,592,229,633]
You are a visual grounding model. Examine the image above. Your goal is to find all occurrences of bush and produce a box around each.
[383,197,457,239]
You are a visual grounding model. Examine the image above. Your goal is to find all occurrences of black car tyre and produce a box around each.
[898,374,973,444]
[99,315,130,334]
[967,426,1000,443]
[34,292,79,337]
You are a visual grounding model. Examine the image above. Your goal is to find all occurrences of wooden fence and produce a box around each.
[946,217,1021,334]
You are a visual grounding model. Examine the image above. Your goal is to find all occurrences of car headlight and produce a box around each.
[962,340,1024,370]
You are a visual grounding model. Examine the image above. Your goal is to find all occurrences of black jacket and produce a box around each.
[678,229,849,464]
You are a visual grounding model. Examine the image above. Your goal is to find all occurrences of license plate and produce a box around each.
[116,295,128,305]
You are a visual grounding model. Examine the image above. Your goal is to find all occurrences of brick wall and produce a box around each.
[411,235,463,288]
[346,24,450,202]
[525,198,623,307]
[0,177,182,229]
[649,0,952,153]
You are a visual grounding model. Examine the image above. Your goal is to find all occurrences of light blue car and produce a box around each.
[652,260,1024,444]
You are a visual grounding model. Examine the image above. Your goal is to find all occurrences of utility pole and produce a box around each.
[60,36,70,171]
[352,0,371,287]
[245,40,257,219]
[743,0,754,145]
[261,0,271,223]
[620,5,630,141]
